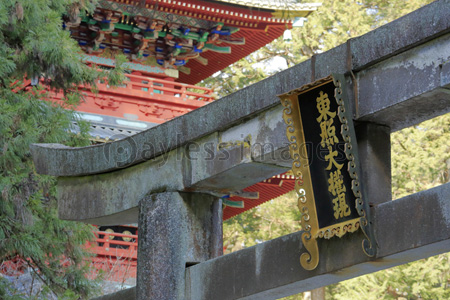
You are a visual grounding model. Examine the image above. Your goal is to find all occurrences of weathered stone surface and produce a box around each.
[55,114,288,224]
[91,287,136,300]
[137,192,222,300]
[350,0,450,70]
[314,43,348,80]
[185,183,450,300]
[184,127,289,192]
[442,59,450,88]
[56,149,185,224]
[355,122,391,206]
[375,183,450,257]
[357,33,450,130]
[30,0,450,177]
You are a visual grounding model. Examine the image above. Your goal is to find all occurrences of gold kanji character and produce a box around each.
[316,91,336,123]
[328,169,346,196]
[319,118,339,148]
[332,193,351,219]
[325,145,343,170]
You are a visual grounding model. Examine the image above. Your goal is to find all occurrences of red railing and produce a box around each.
[22,73,215,123]
[88,230,138,260]
[96,73,215,103]
[86,229,138,281]
[0,231,138,283]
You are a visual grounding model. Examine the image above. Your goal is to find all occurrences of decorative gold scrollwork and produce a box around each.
[332,74,377,257]
[280,92,319,270]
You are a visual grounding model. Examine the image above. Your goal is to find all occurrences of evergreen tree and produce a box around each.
[0,1,125,298]
[391,114,450,199]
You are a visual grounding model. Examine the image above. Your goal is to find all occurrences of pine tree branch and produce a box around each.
[24,259,65,295]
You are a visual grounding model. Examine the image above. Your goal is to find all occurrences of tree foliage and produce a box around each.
[327,252,450,300]
[0,84,95,299]
[0,1,125,298]
[391,114,450,199]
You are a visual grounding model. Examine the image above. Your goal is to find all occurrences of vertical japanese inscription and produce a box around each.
[315,91,350,220]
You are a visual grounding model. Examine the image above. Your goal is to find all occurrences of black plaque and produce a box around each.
[279,74,376,271]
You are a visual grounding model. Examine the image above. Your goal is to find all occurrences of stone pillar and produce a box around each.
[136,192,222,300]
[356,122,392,206]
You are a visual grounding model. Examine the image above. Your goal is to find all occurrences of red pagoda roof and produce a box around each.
[179,25,286,84]
[66,0,319,84]
[223,173,296,220]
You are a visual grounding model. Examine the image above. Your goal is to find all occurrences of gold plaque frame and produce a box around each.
[279,74,377,271]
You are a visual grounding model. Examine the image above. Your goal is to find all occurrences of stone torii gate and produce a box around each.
[31,1,450,299]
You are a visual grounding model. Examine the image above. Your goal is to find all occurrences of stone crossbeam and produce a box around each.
[185,183,450,299]
[93,183,450,300]
[30,0,450,225]
[31,0,450,178]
